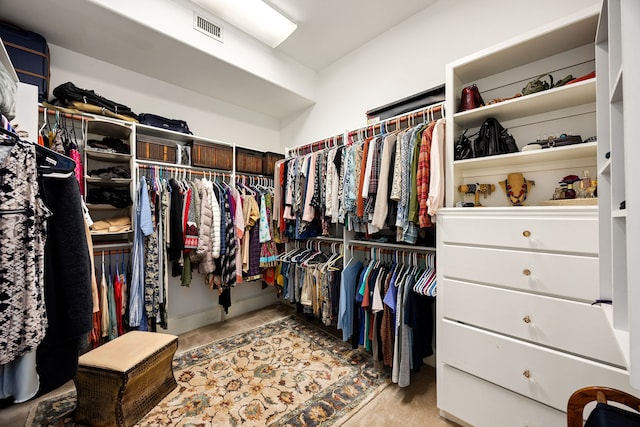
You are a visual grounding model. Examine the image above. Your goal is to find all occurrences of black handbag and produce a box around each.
[454,129,476,160]
[138,113,192,135]
[473,117,518,157]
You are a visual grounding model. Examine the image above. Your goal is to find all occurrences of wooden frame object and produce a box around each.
[567,386,640,427]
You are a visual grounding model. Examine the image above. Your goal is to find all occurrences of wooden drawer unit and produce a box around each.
[136,136,177,163]
[236,147,263,174]
[440,244,599,301]
[441,320,631,413]
[442,279,625,366]
[262,151,284,176]
[439,365,565,427]
[191,141,233,170]
[439,207,598,255]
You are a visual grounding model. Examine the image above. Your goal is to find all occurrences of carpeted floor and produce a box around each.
[2,303,461,426]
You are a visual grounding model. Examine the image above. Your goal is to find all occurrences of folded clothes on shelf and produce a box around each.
[88,166,131,179]
[90,216,132,233]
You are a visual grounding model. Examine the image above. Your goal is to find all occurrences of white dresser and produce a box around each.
[436,207,631,426]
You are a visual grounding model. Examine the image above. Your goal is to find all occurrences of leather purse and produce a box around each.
[525,134,583,149]
[458,84,485,112]
[454,129,476,160]
[473,117,518,157]
[522,74,554,96]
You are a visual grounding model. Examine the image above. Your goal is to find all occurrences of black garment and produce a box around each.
[168,178,184,261]
[404,292,435,371]
[36,175,92,396]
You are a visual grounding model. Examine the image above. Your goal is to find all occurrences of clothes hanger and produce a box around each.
[0,127,76,173]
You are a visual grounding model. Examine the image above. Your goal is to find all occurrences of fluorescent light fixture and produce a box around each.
[190,0,297,48]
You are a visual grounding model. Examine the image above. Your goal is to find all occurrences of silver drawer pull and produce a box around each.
[522,230,531,237]
[523,369,531,379]
[523,268,531,276]
[523,315,531,324]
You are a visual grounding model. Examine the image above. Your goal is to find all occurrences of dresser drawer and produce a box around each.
[439,364,565,427]
[441,320,631,413]
[439,210,598,254]
[442,280,625,366]
[440,244,598,301]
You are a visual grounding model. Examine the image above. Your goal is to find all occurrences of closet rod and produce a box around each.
[38,105,121,124]
[348,239,435,252]
[92,242,132,252]
[311,236,344,243]
[348,102,444,140]
[137,161,232,177]
[287,134,344,157]
[93,248,132,256]
[349,245,429,258]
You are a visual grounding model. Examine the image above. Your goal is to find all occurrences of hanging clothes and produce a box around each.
[129,177,153,328]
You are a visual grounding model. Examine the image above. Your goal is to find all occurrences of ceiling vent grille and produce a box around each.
[193,13,223,43]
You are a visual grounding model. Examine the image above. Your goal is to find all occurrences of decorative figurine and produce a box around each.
[499,173,535,206]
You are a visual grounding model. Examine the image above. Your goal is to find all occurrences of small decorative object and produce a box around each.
[558,174,580,199]
[458,183,495,207]
[458,84,485,112]
[578,170,592,198]
[499,173,535,206]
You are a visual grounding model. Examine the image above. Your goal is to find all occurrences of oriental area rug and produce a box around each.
[28,315,390,426]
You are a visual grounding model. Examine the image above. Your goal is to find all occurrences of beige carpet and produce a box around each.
[26,314,391,426]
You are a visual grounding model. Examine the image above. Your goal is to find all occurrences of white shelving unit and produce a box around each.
[436,6,639,425]
[596,0,640,388]
[83,120,134,244]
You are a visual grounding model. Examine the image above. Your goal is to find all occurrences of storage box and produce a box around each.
[136,136,176,163]
[191,141,233,170]
[236,147,263,174]
[74,331,178,427]
[0,22,50,102]
[262,151,284,176]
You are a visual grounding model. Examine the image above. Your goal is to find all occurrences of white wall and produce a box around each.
[48,45,283,334]
[281,0,600,148]
[49,45,281,150]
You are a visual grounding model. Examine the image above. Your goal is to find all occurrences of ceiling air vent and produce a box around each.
[193,12,223,43]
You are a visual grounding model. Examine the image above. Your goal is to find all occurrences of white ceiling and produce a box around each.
[1,0,437,118]
[266,0,437,70]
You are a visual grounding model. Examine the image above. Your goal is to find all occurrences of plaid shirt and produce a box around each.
[417,122,435,228]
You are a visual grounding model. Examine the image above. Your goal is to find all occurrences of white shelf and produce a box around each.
[85,176,132,185]
[135,123,231,147]
[453,141,597,173]
[451,8,599,82]
[86,120,132,139]
[86,203,130,211]
[453,79,596,128]
[85,149,132,162]
[612,209,627,218]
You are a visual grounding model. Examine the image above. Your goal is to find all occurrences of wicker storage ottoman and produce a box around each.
[74,331,178,427]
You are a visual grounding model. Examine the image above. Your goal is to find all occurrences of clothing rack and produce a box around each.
[348,239,435,252]
[348,245,430,257]
[137,162,233,180]
[348,101,445,142]
[286,133,344,158]
[93,248,132,257]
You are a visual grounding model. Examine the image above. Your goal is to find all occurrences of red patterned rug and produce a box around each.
[28,315,390,426]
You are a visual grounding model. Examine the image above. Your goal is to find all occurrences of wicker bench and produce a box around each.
[74,331,178,427]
